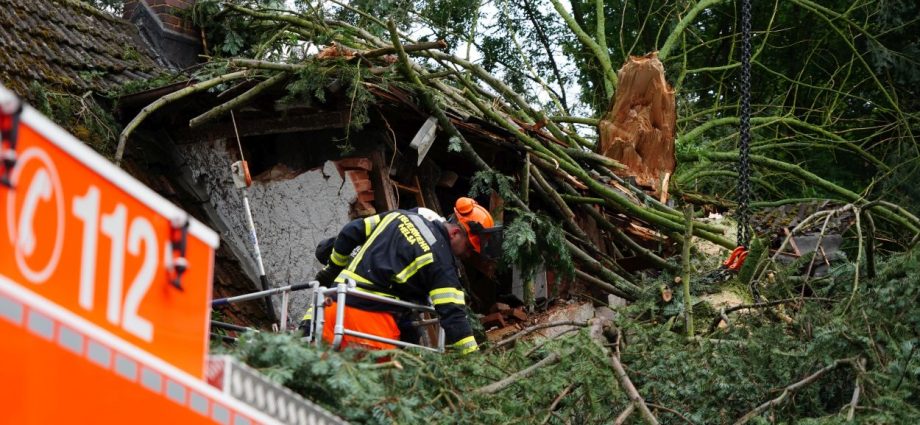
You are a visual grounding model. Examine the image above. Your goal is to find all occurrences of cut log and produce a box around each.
[597,52,676,194]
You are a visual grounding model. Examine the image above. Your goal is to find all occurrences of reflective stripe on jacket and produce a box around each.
[326,210,477,352]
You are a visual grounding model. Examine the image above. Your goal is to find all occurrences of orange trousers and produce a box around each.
[322,301,400,350]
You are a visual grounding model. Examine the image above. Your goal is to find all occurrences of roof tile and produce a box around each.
[0,0,167,96]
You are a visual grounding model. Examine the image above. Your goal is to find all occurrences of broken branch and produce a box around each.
[189,71,289,128]
[681,205,694,337]
[488,320,589,352]
[646,403,694,425]
[614,404,636,425]
[610,353,660,424]
[116,70,250,165]
[474,352,561,395]
[361,40,448,58]
[541,382,579,425]
[733,358,859,425]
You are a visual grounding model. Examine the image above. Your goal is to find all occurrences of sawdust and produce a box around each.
[699,290,747,310]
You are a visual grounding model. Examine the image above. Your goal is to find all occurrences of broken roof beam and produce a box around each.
[173,111,348,143]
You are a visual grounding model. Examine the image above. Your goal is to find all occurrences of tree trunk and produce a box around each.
[597,52,676,194]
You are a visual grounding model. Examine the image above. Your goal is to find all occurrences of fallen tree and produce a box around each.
[145,2,920,422]
[116,0,920,302]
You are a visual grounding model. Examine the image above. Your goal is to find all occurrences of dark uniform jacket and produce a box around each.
[327,209,478,354]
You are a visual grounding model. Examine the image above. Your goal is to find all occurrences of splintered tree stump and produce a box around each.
[597,52,676,196]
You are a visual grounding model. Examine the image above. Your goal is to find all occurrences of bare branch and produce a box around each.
[189,71,289,128]
[610,353,659,424]
[541,382,579,425]
[488,320,589,353]
[116,71,250,165]
[474,352,561,395]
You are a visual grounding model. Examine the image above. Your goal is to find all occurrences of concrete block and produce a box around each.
[595,306,617,322]
[539,302,595,339]
[608,294,627,308]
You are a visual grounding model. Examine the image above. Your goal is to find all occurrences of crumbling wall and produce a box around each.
[178,139,357,326]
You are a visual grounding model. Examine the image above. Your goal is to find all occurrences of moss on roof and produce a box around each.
[0,0,166,97]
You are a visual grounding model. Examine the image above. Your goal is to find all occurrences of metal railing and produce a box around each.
[310,279,445,352]
[211,281,319,332]
[209,278,444,352]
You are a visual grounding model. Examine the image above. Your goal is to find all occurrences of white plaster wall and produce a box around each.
[178,140,356,327]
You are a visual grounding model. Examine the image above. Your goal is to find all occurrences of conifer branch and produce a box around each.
[734,358,859,425]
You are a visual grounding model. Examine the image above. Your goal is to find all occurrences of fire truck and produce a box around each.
[0,84,346,424]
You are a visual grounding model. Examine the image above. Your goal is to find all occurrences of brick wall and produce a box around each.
[124,0,197,38]
[336,157,377,218]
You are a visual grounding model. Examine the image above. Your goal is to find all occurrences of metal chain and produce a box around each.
[737,0,753,248]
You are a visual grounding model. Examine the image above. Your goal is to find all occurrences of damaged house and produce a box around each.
[0,0,702,344]
[1,0,618,338]
[116,47,574,335]
[8,1,920,422]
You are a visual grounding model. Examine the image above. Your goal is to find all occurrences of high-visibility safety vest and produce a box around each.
[323,209,478,354]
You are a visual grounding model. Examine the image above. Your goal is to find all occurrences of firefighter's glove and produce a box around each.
[315,264,343,286]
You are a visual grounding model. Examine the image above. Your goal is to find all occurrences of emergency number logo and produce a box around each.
[5,147,65,283]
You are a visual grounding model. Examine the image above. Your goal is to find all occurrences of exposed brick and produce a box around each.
[480,312,506,329]
[160,14,182,26]
[354,201,376,217]
[490,302,511,314]
[510,308,528,322]
[345,169,368,180]
[337,157,372,171]
[123,1,138,18]
[351,178,372,193]
[357,190,376,203]
[345,170,371,192]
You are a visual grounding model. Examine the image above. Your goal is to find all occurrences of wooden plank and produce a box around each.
[173,111,348,143]
[369,149,397,211]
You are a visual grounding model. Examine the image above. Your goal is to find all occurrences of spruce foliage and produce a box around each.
[222,250,920,424]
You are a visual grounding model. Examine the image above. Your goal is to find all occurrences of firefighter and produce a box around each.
[306,197,497,354]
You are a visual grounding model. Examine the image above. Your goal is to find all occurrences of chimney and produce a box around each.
[124,0,201,69]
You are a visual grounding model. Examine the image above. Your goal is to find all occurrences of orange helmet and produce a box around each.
[453,197,494,253]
